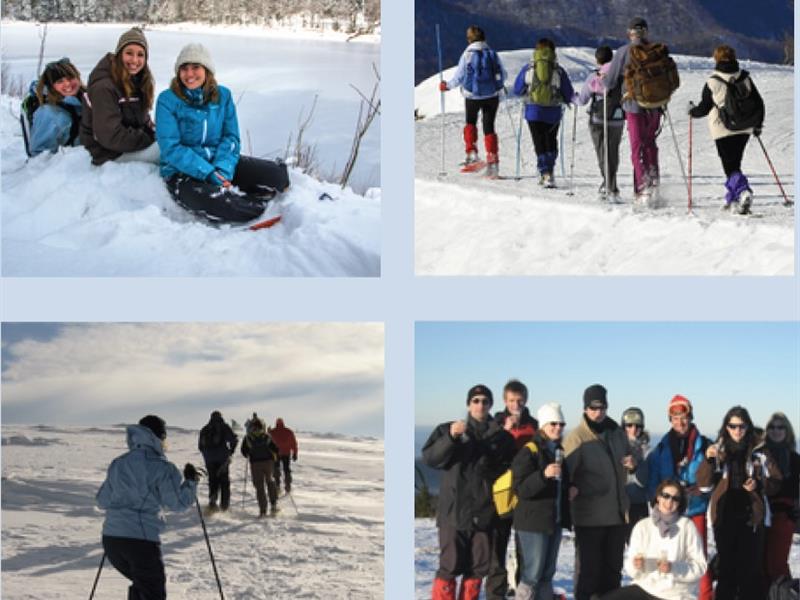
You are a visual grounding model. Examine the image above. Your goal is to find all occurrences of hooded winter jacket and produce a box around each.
[423,416,516,531]
[155,84,240,182]
[96,425,196,542]
[198,414,238,464]
[563,415,631,527]
[688,61,761,140]
[446,41,507,100]
[269,419,298,458]
[80,53,155,165]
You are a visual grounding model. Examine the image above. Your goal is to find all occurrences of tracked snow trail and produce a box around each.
[1,425,384,599]
[415,48,795,275]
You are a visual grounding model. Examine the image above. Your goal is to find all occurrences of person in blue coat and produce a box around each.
[27,58,84,156]
[513,38,575,188]
[156,43,290,223]
[97,415,199,600]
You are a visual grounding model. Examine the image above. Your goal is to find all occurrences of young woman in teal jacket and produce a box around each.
[156,44,289,223]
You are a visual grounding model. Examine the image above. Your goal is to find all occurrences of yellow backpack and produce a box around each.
[492,441,538,517]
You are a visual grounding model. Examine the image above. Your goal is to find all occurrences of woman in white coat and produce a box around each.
[599,479,707,600]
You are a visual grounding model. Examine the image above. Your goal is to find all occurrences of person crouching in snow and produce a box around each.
[688,45,764,215]
[574,46,625,202]
[27,58,84,156]
[439,26,507,178]
[513,38,575,188]
[422,384,516,600]
[96,415,199,600]
[80,28,160,165]
[155,43,290,223]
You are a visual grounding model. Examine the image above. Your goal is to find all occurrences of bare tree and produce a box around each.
[339,63,380,188]
[783,32,794,65]
[35,23,49,76]
[284,95,320,175]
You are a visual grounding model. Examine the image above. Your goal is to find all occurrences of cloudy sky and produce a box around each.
[2,323,384,437]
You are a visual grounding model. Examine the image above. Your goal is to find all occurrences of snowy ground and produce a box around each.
[415,518,800,599]
[1,425,384,599]
[415,48,795,275]
[1,23,381,276]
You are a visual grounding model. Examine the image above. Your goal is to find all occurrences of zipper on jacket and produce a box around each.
[202,119,207,145]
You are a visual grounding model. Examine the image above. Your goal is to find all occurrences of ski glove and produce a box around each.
[439,81,448,92]
[183,462,200,482]
[687,101,695,116]
[292,454,298,462]
[752,126,762,137]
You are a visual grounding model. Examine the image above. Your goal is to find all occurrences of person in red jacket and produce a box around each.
[269,418,298,494]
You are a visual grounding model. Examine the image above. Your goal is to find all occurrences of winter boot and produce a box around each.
[431,577,457,600]
[738,189,753,215]
[485,133,499,178]
[542,173,556,189]
[463,124,478,156]
[457,577,482,600]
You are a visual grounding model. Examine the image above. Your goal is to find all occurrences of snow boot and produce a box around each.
[542,173,556,189]
[485,133,499,179]
[463,124,478,156]
[270,505,280,516]
[457,577,482,600]
[738,189,753,215]
[432,577,457,600]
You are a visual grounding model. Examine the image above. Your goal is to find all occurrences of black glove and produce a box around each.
[292,454,298,462]
[753,125,762,137]
[183,463,199,481]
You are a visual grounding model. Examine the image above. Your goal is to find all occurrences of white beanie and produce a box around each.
[537,402,564,425]
[175,43,215,75]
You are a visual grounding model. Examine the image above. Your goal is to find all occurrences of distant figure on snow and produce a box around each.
[156,43,290,223]
[241,417,280,517]
[688,45,764,215]
[512,38,575,188]
[96,415,198,600]
[439,26,507,178]
[269,417,298,494]
[24,57,84,156]
[80,28,160,165]
[198,410,238,512]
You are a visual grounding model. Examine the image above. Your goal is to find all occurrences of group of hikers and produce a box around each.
[96,412,298,598]
[23,27,290,223]
[440,17,767,213]
[422,380,800,600]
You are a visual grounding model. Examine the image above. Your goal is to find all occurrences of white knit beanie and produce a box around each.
[175,43,215,75]
[537,402,565,425]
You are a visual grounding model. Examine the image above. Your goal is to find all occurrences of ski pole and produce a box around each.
[241,461,247,509]
[87,552,105,600]
[688,111,693,213]
[755,133,793,207]
[559,106,565,179]
[287,491,300,516]
[515,103,524,180]
[603,87,609,202]
[435,24,446,176]
[664,106,689,197]
[567,103,577,196]
[196,496,225,600]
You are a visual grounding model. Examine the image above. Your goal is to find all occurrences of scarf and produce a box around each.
[651,506,680,538]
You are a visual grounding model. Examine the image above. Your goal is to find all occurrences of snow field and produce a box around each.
[415,48,795,275]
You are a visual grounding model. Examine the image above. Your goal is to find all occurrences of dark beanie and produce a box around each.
[583,384,608,408]
[628,17,648,31]
[115,27,149,58]
[139,415,167,440]
[466,384,493,406]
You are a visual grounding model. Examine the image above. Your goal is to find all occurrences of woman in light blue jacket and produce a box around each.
[26,58,84,156]
[97,416,198,599]
[156,43,289,223]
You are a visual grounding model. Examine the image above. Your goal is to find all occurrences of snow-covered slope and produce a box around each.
[1,425,384,599]
[415,48,795,275]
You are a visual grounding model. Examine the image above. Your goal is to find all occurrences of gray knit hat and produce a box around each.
[115,27,149,58]
[175,43,215,75]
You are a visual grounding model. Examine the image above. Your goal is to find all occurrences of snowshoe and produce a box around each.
[738,190,753,215]
[542,173,556,189]
[608,192,622,204]
[461,159,486,174]
[485,162,499,179]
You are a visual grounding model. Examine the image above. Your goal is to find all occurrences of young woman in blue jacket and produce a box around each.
[156,44,290,223]
[28,58,84,156]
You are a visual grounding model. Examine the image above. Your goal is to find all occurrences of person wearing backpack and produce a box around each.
[512,38,576,188]
[240,416,281,517]
[439,26,507,177]
[80,28,160,166]
[422,384,516,600]
[604,17,680,205]
[268,417,298,495]
[511,402,571,600]
[574,46,625,202]
[198,410,238,512]
[156,43,290,223]
[688,45,764,215]
[24,58,84,157]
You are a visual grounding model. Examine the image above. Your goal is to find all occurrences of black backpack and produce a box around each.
[589,73,625,123]
[19,90,80,157]
[711,70,765,132]
[247,433,276,461]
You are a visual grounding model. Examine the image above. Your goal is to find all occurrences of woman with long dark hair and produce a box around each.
[27,58,85,156]
[696,406,781,600]
[80,28,159,165]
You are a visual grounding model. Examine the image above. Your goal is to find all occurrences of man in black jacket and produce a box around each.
[422,384,516,600]
[198,411,238,511]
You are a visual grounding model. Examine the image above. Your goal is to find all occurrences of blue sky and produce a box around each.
[2,323,384,437]
[416,322,799,437]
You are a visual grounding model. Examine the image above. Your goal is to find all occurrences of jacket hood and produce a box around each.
[466,41,489,52]
[88,53,115,87]
[715,60,740,74]
[126,424,165,455]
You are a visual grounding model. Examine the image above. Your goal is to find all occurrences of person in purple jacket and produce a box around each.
[513,38,575,188]
[602,17,662,205]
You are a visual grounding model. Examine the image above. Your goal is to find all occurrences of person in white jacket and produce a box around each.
[599,479,707,600]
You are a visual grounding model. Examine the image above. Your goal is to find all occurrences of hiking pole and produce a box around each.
[502,92,517,178]
[87,553,105,600]
[559,107,566,179]
[688,111,693,214]
[664,106,689,198]
[241,461,247,509]
[435,24,446,176]
[755,133,793,207]
[195,496,225,600]
[603,87,609,202]
[287,491,300,516]
[515,103,524,180]
[567,103,577,196]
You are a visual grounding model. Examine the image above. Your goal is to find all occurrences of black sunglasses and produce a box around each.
[726,423,747,431]
[659,491,680,502]
[470,397,491,406]
[624,423,642,429]
[767,424,785,431]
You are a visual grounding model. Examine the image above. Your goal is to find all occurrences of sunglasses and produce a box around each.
[767,424,785,431]
[547,422,566,428]
[659,491,680,502]
[470,397,491,406]
[624,423,642,429]
[726,423,747,431]
[586,405,606,411]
